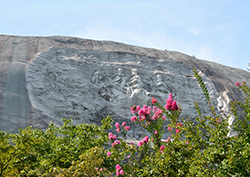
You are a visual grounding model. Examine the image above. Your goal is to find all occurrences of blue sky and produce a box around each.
[1,0,250,71]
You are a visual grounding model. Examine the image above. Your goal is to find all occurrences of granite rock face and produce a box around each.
[0,35,249,138]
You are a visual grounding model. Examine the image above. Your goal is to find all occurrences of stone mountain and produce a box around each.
[0,35,249,138]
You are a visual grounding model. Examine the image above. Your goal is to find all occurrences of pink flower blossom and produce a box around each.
[109,132,116,140]
[116,169,120,176]
[96,167,99,170]
[127,155,131,158]
[107,151,111,157]
[167,127,172,131]
[176,129,180,134]
[153,106,156,113]
[125,126,130,131]
[176,122,183,128]
[130,142,134,145]
[171,100,178,110]
[116,164,121,170]
[162,116,166,120]
[136,105,140,112]
[165,93,179,111]
[100,168,103,171]
[138,141,143,147]
[131,116,137,122]
[167,137,171,142]
[168,93,173,102]
[155,131,158,134]
[151,97,157,104]
[217,119,221,123]
[235,82,240,86]
[186,141,189,144]
[112,140,121,147]
[120,170,124,175]
[138,109,145,116]
[116,128,120,133]
[142,136,149,143]
[165,98,172,110]
[130,107,135,113]
[115,140,120,144]
[122,122,126,126]
[151,138,154,141]
[115,122,120,128]
[160,145,165,150]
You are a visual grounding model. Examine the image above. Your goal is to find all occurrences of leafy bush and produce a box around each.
[0,116,112,176]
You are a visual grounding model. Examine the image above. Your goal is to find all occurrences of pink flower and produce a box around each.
[186,141,189,144]
[122,122,126,126]
[167,137,171,142]
[115,140,121,144]
[115,122,120,128]
[112,140,121,147]
[162,116,166,120]
[153,106,156,113]
[109,132,116,140]
[120,169,124,175]
[168,93,173,102]
[138,141,143,147]
[151,97,157,104]
[171,100,178,110]
[108,132,113,140]
[125,126,130,131]
[130,106,136,113]
[176,122,183,128]
[136,105,140,111]
[100,168,103,171]
[96,167,99,170]
[151,138,154,141]
[131,116,137,122]
[160,145,165,150]
[116,169,120,176]
[107,151,111,157]
[130,142,134,145]
[217,119,221,123]
[116,164,121,170]
[235,82,240,86]
[167,127,172,131]
[138,109,145,116]
[127,155,131,158]
[165,98,172,110]
[142,136,149,143]
[155,131,158,134]
[116,128,120,133]
[176,129,180,134]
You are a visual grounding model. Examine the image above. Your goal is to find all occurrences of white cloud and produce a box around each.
[188,27,199,36]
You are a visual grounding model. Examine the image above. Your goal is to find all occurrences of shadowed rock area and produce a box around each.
[0,35,249,138]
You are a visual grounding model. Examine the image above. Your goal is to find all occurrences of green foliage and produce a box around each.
[0,116,113,176]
